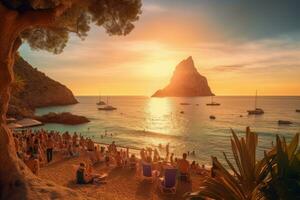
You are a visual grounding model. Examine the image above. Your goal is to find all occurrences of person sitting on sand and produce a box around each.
[129,154,137,168]
[177,153,190,181]
[76,162,107,185]
[76,162,94,184]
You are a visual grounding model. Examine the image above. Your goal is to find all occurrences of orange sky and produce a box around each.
[20,1,300,96]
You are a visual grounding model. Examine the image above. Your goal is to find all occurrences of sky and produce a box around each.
[20,0,300,96]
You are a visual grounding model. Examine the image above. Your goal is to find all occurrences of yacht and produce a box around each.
[206,96,220,106]
[248,108,264,115]
[96,94,106,105]
[247,91,264,115]
[98,97,117,111]
[98,105,117,111]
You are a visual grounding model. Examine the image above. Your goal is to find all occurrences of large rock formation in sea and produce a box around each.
[152,56,214,97]
[8,56,78,118]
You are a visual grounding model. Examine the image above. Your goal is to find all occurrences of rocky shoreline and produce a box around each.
[8,56,78,119]
[34,112,90,125]
[6,56,88,126]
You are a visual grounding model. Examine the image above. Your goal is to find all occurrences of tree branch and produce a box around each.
[17,3,72,33]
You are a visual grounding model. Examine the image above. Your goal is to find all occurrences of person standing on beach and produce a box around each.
[166,143,170,160]
[46,136,54,163]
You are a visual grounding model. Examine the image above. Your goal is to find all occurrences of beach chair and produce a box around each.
[141,162,154,181]
[158,168,177,194]
[142,163,152,176]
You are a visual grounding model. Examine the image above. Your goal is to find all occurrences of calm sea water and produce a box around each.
[35,96,300,165]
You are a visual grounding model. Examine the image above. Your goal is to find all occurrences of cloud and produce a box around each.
[143,4,166,13]
[18,1,300,96]
[211,64,246,72]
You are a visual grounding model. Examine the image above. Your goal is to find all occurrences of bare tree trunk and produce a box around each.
[0,3,83,200]
[0,6,31,199]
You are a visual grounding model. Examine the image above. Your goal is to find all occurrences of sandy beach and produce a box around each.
[39,150,207,200]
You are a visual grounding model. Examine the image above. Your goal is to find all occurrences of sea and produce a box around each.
[35,96,300,165]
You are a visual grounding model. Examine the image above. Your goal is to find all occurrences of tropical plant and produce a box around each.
[259,134,300,200]
[187,127,300,200]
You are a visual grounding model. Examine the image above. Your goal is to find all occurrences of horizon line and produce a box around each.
[74,95,300,97]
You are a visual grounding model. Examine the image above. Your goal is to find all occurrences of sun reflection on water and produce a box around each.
[144,98,173,136]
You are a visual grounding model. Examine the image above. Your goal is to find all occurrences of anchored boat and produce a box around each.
[96,93,106,105]
[247,91,264,115]
[206,96,220,106]
[98,97,117,111]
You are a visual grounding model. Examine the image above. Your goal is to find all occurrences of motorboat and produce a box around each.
[209,115,216,120]
[278,120,292,125]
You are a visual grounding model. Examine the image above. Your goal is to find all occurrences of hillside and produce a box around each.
[8,56,78,118]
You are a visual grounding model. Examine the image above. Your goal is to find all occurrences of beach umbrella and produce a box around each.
[7,123,23,129]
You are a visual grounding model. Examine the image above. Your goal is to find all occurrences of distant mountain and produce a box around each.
[8,56,78,118]
[152,56,214,97]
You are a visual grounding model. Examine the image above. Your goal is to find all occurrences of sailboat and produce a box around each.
[96,93,106,105]
[98,97,117,111]
[206,96,220,106]
[247,91,264,115]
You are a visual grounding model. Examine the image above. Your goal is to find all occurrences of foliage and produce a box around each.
[187,127,300,200]
[1,0,142,54]
[259,134,300,200]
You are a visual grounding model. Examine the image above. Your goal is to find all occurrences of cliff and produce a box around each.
[8,56,78,118]
[152,56,214,97]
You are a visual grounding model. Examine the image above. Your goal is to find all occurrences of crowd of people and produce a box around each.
[13,129,104,175]
[12,129,208,184]
[139,145,207,182]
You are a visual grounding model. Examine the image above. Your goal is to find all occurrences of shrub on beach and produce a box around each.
[187,127,300,200]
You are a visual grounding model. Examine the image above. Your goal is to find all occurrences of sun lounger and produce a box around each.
[142,163,152,178]
[159,168,177,194]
